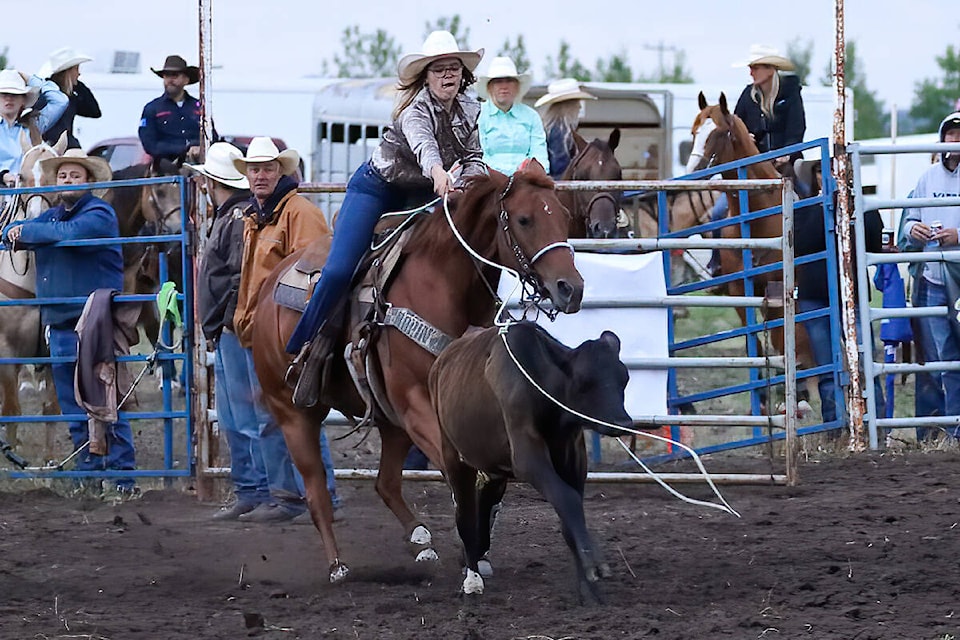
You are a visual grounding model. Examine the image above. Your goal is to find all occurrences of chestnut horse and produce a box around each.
[252,160,584,583]
[562,130,626,239]
[686,93,791,353]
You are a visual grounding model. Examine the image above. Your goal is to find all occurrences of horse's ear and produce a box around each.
[698,91,708,110]
[19,128,30,154]
[719,93,729,116]
[523,158,546,177]
[53,132,69,156]
[608,128,620,152]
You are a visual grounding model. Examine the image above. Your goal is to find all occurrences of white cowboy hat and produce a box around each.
[0,69,39,107]
[733,44,795,71]
[477,56,532,102]
[534,78,597,108]
[185,142,250,189]
[232,137,300,176]
[40,148,113,195]
[397,30,484,85]
[37,47,93,79]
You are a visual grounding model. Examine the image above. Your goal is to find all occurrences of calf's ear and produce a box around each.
[599,330,621,354]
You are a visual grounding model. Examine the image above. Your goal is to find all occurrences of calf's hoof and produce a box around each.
[462,569,484,595]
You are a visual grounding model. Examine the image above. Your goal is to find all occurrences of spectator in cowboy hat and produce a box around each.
[227,137,334,522]
[191,142,342,521]
[0,68,68,184]
[284,30,486,407]
[34,47,100,149]
[477,56,548,175]
[138,54,202,163]
[1,149,137,493]
[535,78,596,179]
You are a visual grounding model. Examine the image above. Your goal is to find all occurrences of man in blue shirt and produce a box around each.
[2,149,137,493]
[477,57,548,175]
[138,55,202,163]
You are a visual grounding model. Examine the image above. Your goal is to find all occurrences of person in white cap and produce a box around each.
[476,56,548,175]
[228,137,332,522]
[732,44,806,160]
[35,47,100,149]
[284,30,485,406]
[0,68,68,184]
[535,78,596,179]
[902,111,960,434]
[191,142,341,521]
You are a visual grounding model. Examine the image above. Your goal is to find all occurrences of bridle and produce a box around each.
[145,183,182,234]
[565,142,622,236]
[0,142,61,276]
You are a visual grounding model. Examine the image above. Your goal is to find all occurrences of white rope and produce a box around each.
[498,329,740,518]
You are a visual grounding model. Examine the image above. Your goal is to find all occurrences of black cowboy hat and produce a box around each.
[151,55,199,85]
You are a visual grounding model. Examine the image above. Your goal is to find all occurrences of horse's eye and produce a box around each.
[517,215,532,227]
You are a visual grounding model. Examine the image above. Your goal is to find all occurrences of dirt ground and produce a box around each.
[2,447,960,640]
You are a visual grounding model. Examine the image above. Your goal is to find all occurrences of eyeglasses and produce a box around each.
[428,63,463,76]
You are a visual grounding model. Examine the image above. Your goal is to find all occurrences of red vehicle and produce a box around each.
[88,135,304,180]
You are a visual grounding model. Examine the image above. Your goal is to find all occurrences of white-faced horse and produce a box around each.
[0,132,68,451]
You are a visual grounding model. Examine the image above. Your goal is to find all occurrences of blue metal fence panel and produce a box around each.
[0,175,193,484]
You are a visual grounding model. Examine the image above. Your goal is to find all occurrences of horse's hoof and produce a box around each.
[416,548,438,563]
[409,525,432,545]
[328,560,350,584]
[462,569,484,595]
[478,558,493,577]
[598,562,612,579]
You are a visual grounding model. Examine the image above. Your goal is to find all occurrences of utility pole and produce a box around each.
[644,41,679,80]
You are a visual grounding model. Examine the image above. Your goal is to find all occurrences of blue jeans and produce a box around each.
[217,331,338,507]
[49,327,136,487]
[798,299,886,425]
[915,279,960,437]
[286,161,406,353]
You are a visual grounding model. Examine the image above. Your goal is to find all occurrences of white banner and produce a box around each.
[498,251,669,417]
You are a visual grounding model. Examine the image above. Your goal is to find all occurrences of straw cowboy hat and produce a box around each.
[185,142,250,189]
[397,30,484,85]
[477,56,532,102]
[733,44,795,71]
[232,137,300,176]
[37,47,93,79]
[151,54,200,84]
[40,149,113,195]
[793,158,823,190]
[0,69,39,107]
[534,78,597,108]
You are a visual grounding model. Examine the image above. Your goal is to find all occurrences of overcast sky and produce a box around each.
[3,0,953,110]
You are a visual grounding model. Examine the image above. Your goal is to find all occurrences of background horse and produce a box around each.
[562,130,626,239]
[107,160,184,348]
[0,133,68,450]
[252,160,584,583]
[431,323,632,602]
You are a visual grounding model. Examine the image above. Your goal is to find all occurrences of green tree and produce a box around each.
[786,38,813,85]
[595,51,634,83]
[498,35,530,74]
[325,26,400,78]
[543,40,592,82]
[637,50,695,83]
[0,47,7,71]
[909,44,960,133]
[821,41,889,139]
[424,15,470,49]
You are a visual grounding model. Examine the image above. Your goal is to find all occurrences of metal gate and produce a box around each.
[0,175,194,485]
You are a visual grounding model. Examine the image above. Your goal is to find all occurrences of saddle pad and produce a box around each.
[275,265,320,312]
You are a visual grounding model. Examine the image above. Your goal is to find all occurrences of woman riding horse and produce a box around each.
[286,30,486,404]
[536,78,596,180]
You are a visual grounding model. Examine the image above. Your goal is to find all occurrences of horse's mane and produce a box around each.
[408,168,556,259]
[108,163,150,213]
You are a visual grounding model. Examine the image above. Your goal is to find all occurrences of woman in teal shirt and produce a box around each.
[477,57,549,175]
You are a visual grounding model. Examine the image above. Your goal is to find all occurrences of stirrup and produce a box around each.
[285,342,312,390]
[291,334,332,408]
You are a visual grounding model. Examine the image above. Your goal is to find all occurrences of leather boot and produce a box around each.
[291,330,334,408]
